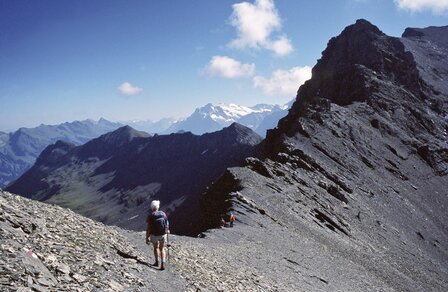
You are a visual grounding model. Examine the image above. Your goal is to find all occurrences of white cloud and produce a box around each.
[253,66,312,97]
[204,55,255,79]
[229,0,294,56]
[118,82,143,96]
[266,35,294,57]
[394,0,448,13]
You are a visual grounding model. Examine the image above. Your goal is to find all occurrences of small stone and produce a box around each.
[108,279,124,291]
[37,277,53,287]
[61,274,73,283]
[124,258,137,264]
[31,284,49,292]
[339,218,350,227]
[72,273,87,283]
[27,275,33,286]
[56,263,70,275]
[45,254,57,263]
[103,259,114,265]
[16,287,33,292]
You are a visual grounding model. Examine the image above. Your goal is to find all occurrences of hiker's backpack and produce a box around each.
[149,211,168,236]
[225,213,236,222]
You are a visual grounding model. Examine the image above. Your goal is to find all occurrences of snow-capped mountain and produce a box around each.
[165,102,290,136]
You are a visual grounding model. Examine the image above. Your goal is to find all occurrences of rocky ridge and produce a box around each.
[199,20,448,291]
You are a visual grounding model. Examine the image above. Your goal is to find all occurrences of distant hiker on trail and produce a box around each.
[146,200,170,270]
[220,217,225,228]
[229,213,236,227]
[220,213,236,228]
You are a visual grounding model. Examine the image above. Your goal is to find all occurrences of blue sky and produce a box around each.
[0,0,447,131]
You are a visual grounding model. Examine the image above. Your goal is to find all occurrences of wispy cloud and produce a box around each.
[394,0,448,14]
[118,82,143,96]
[204,55,255,78]
[229,0,293,56]
[253,66,312,97]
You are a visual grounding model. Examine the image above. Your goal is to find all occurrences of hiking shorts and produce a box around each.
[150,234,167,245]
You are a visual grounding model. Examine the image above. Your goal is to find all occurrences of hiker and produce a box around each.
[229,213,236,227]
[220,217,225,228]
[146,200,170,270]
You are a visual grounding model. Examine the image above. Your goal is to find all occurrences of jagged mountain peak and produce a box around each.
[225,122,248,131]
[402,27,426,38]
[350,18,384,36]
[72,126,150,161]
[311,18,425,106]
[35,140,76,166]
[98,117,111,124]
[318,18,386,67]
[97,125,150,144]
[217,122,263,146]
[400,25,448,118]
[276,18,428,134]
[402,25,448,45]
[53,139,76,148]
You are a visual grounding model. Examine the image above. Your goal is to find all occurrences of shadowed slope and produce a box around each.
[7,124,262,235]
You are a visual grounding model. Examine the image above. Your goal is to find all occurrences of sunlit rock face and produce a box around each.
[200,20,448,291]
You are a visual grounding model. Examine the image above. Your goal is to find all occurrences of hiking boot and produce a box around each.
[160,263,165,270]
[151,261,159,267]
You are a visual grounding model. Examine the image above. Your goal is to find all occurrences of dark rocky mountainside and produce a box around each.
[0,118,123,188]
[6,123,262,235]
[200,20,448,291]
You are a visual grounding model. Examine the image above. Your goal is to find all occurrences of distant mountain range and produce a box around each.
[0,100,288,188]
[121,102,290,137]
[0,118,123,188]
[6,123,262,234]
[164,102,290,136]
[124,118,177,134]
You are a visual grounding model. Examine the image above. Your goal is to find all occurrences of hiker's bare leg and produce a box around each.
[159,242,166,262]
[153,241,160,264]
[159,241,166,270]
